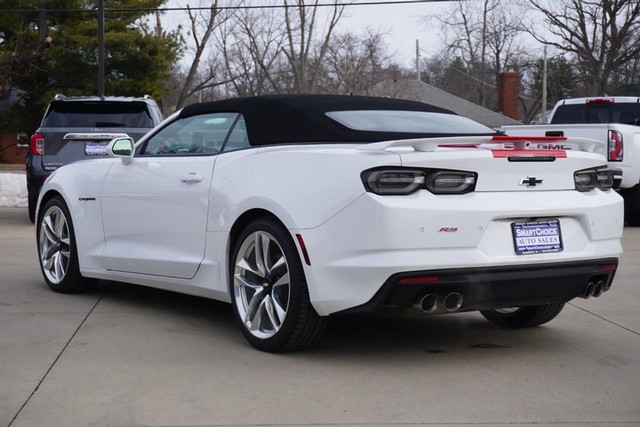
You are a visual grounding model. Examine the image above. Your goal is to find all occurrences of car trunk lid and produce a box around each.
[358,135,608,192]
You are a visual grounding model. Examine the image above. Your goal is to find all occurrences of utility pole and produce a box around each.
[98,0,105,97]
[416,39,421,81]
[542,46,548,122]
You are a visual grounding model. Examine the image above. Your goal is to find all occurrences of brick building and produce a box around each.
[0,87,28,164]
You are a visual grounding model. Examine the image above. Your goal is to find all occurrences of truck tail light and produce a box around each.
[608,130,623,161]
[586,98,614,104]
[30,133,44,155]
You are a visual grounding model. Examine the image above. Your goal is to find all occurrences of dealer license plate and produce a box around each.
[84,141,109,156]
[511,219,563,255]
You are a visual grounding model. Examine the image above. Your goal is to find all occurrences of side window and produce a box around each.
[222,116,251,152]
[141,112,239,156]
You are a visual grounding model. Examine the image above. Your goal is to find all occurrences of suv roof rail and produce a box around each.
[143,94,152,99]
[53,93,66,100]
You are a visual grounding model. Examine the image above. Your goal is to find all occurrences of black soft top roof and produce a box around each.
[179,94,465,145]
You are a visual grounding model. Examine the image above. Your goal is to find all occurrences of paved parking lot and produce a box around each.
[1,205,639,427]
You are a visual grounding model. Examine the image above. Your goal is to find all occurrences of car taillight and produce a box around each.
[425,171,476,194]
[574,168,614,191]
[30,133,44,155]
[608,130,623,161]
[361,168,476,195]
[362,169,426,195]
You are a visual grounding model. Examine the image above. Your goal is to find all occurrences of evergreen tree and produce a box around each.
[0,0,181,134]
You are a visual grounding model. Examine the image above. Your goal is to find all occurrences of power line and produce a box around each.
[0,0,461,14]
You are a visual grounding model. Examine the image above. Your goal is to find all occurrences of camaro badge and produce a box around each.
[519,177,543,187]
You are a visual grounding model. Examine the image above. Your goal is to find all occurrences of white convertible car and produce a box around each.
[36,95,623,352]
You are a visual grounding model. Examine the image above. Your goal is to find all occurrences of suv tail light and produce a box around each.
[30,133,44,155]
[608,130,623,161]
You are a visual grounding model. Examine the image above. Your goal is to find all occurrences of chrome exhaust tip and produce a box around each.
[583,282,595,299]
[443,292,463,312]
[593,280,605,297]
[416,294,439,314]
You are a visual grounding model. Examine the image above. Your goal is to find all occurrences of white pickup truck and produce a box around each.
[501,96,640,225]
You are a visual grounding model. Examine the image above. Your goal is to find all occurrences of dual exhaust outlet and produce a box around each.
[415,292,463,314]
[581,280,610,299]
[415,279,609,312]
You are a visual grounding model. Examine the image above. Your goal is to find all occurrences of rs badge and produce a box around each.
[439,227,458,232]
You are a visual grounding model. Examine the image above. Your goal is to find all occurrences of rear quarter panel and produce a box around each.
[207,145,403,232]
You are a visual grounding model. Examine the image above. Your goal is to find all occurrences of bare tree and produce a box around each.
[322,29,394,95]
[218,4,289,96]
[173,0,235,109]
[281,0,345,93]
[428,0,528,107]
[526,0,640,95]
[170,0,392,100]
[217,0,347,96]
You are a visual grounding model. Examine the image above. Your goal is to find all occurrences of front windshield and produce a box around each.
[326,110,496,135]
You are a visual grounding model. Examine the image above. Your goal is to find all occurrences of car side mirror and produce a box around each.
[107,137,134,165]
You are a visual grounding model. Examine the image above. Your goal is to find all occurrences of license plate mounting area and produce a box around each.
[511,219,563,255]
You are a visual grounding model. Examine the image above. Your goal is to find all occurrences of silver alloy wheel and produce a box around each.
[233,230,291,339]
[39,205,71,284]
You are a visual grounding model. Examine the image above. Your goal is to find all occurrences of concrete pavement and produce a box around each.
[1,206,639,426]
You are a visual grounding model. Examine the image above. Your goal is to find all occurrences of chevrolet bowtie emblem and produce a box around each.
[520,177,543,187]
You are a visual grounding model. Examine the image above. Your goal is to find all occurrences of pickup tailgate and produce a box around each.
[501,123,609,157]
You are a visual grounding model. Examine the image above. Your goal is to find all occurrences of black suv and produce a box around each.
[26,94,164,221]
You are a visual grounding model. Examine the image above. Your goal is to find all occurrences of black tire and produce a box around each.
[36,196,95,293]
[480,303,565,328]
[230,218,328,352]
[28,189,38,223]
[622,185,640,226]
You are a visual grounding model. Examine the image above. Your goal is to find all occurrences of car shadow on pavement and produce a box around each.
[91,280,573,360]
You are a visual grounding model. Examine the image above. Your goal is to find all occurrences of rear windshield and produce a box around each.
[551,103,640,125]
[326,110,496,134]
[42,101,154,128]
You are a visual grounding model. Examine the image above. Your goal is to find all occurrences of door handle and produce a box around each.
[181,173,203,183]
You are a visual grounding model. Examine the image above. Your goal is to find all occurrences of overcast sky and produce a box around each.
[164,0,454,68]
[336,0,451,65]
[164,0,545,69]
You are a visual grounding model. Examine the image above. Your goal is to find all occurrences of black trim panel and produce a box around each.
[336,259,618,315]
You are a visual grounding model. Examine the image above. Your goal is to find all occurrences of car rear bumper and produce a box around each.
[297,190,624,316]
[336,258,618,314]
[26,155,49,194]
